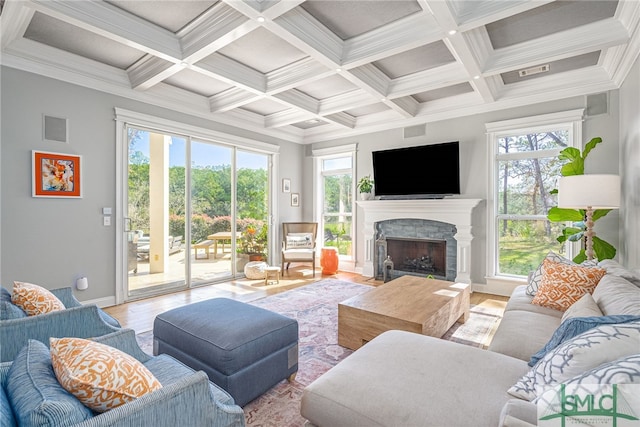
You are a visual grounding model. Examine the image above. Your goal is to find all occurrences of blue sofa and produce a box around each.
[0,287,122,362]
[1,286,120,327]
[1,328,246,427]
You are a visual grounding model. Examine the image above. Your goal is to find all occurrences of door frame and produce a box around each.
[115,108,280,305]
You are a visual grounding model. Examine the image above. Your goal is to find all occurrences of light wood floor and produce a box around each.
[103,266,509,334]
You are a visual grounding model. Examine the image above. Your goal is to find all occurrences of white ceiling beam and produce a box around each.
[128,3,258,91]
[342,13,442,67]
[1,0,35,49]
[270,8,343,67]
[24,0,182,61]
[318,90,378,115]
[222,0,303,20]
[266,57,333,93]
[128,56,181,91]
[194,53,266,93]
[272,89,319,114]
[324,112,356,129]
[346,64,390,97]
[179,4,257,63]
[265,109,316,128]
[209,87,262,113]
[388,96,419,118]
[427,1,495,102]
[387,62,469,98]
[485,18,630,74]
[443,0,556,33]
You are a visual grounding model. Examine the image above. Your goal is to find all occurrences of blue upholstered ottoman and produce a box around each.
[152,297,298,407]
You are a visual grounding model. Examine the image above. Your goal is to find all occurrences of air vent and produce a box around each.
[403,124,426,139]
[43,115,68,143]
[518,64,549,77]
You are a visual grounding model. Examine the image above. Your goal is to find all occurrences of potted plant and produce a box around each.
[239,224,267,261]
[547,137,616,262]
[357,175,374,200]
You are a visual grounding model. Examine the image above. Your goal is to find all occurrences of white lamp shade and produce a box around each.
[558,174,620,209]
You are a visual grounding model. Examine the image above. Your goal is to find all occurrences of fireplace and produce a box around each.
[374,218,456,281]
[357,198,482,284]
[387,237,446,277]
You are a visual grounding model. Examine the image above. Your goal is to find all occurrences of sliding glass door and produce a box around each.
[126,128,187,297]
[123,122,273,300]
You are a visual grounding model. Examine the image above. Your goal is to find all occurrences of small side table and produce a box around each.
[264,266,281,285]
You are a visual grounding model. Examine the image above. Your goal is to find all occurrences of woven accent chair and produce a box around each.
[281,222,318,277]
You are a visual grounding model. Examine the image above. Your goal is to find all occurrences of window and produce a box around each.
[312,144,357,262]
[486,110,584,278]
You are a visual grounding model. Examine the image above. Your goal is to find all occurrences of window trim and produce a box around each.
[485,109,584,280]
[312,144,357,265]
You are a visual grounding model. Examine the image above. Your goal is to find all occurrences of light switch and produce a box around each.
[103,207,112,215]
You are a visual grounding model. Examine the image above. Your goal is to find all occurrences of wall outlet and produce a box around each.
[103,216,111,226]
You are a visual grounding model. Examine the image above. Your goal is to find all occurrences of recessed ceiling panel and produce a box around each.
[487,1,618,49]
[291,119,329,129]
[217,28,307,74]
[24,12,145,69]
[501,51,601,85]
[164,69,232,97]
[295,75,358,100]
[106,1,217,33]
[373,41,456,79]
[300,0,422,40]
[345,103,390,117]
[241,98,290,116]
[412,82,474,103]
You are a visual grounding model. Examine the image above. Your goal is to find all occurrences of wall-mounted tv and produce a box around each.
[372,141,460,199]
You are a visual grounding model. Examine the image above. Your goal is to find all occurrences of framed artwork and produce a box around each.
[291,193,300,207]
[32,150,82,198]
[282,178,291,193]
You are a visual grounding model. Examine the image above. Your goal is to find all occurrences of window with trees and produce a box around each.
[313,145,356,260]
[486,110,583,278]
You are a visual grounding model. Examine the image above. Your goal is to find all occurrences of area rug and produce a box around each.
[135,279,503,427]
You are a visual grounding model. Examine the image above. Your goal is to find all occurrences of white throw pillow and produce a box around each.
[598,259,640,287]
[563,353,640,386]
[507,321,640,401]
[286,233,313,249]
[526,252,598,296]
[561,293,603,323]
[533,354,640,409]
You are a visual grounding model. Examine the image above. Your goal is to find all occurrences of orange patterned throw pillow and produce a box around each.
[531,259,606,312]
[50,337,162,412]
[11,281,65,316]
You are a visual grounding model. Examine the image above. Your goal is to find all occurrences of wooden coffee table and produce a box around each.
[338,275,470,350]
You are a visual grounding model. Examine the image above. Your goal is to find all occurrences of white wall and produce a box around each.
[619,55,640,271]
[310,94,623,286]
[0,67,302,303]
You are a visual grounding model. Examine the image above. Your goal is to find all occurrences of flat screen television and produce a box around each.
[372,141,460,199]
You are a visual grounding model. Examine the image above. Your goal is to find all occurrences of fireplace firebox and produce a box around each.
[386,237,446,277]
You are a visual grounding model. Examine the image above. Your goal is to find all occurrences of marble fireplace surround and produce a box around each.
[357,199,482,283]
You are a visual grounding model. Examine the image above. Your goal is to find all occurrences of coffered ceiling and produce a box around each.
[2,0,639,144]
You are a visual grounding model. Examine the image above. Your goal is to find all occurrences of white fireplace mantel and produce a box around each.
[357,198,483,283]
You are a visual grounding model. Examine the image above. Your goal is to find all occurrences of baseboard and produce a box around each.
[476,277,525,297]
[78,295,117,308]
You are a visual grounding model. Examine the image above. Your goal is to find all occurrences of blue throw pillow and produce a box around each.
[529,315,640,367]
[6,340,93,427]
[0,288,26,320]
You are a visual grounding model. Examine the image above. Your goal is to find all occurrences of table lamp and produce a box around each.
[557,174,620,260]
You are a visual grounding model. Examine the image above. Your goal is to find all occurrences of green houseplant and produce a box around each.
[547,137,616,262]
[357,175,374,200]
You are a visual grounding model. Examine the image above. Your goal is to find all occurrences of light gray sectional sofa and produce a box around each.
[300,259,640,427]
